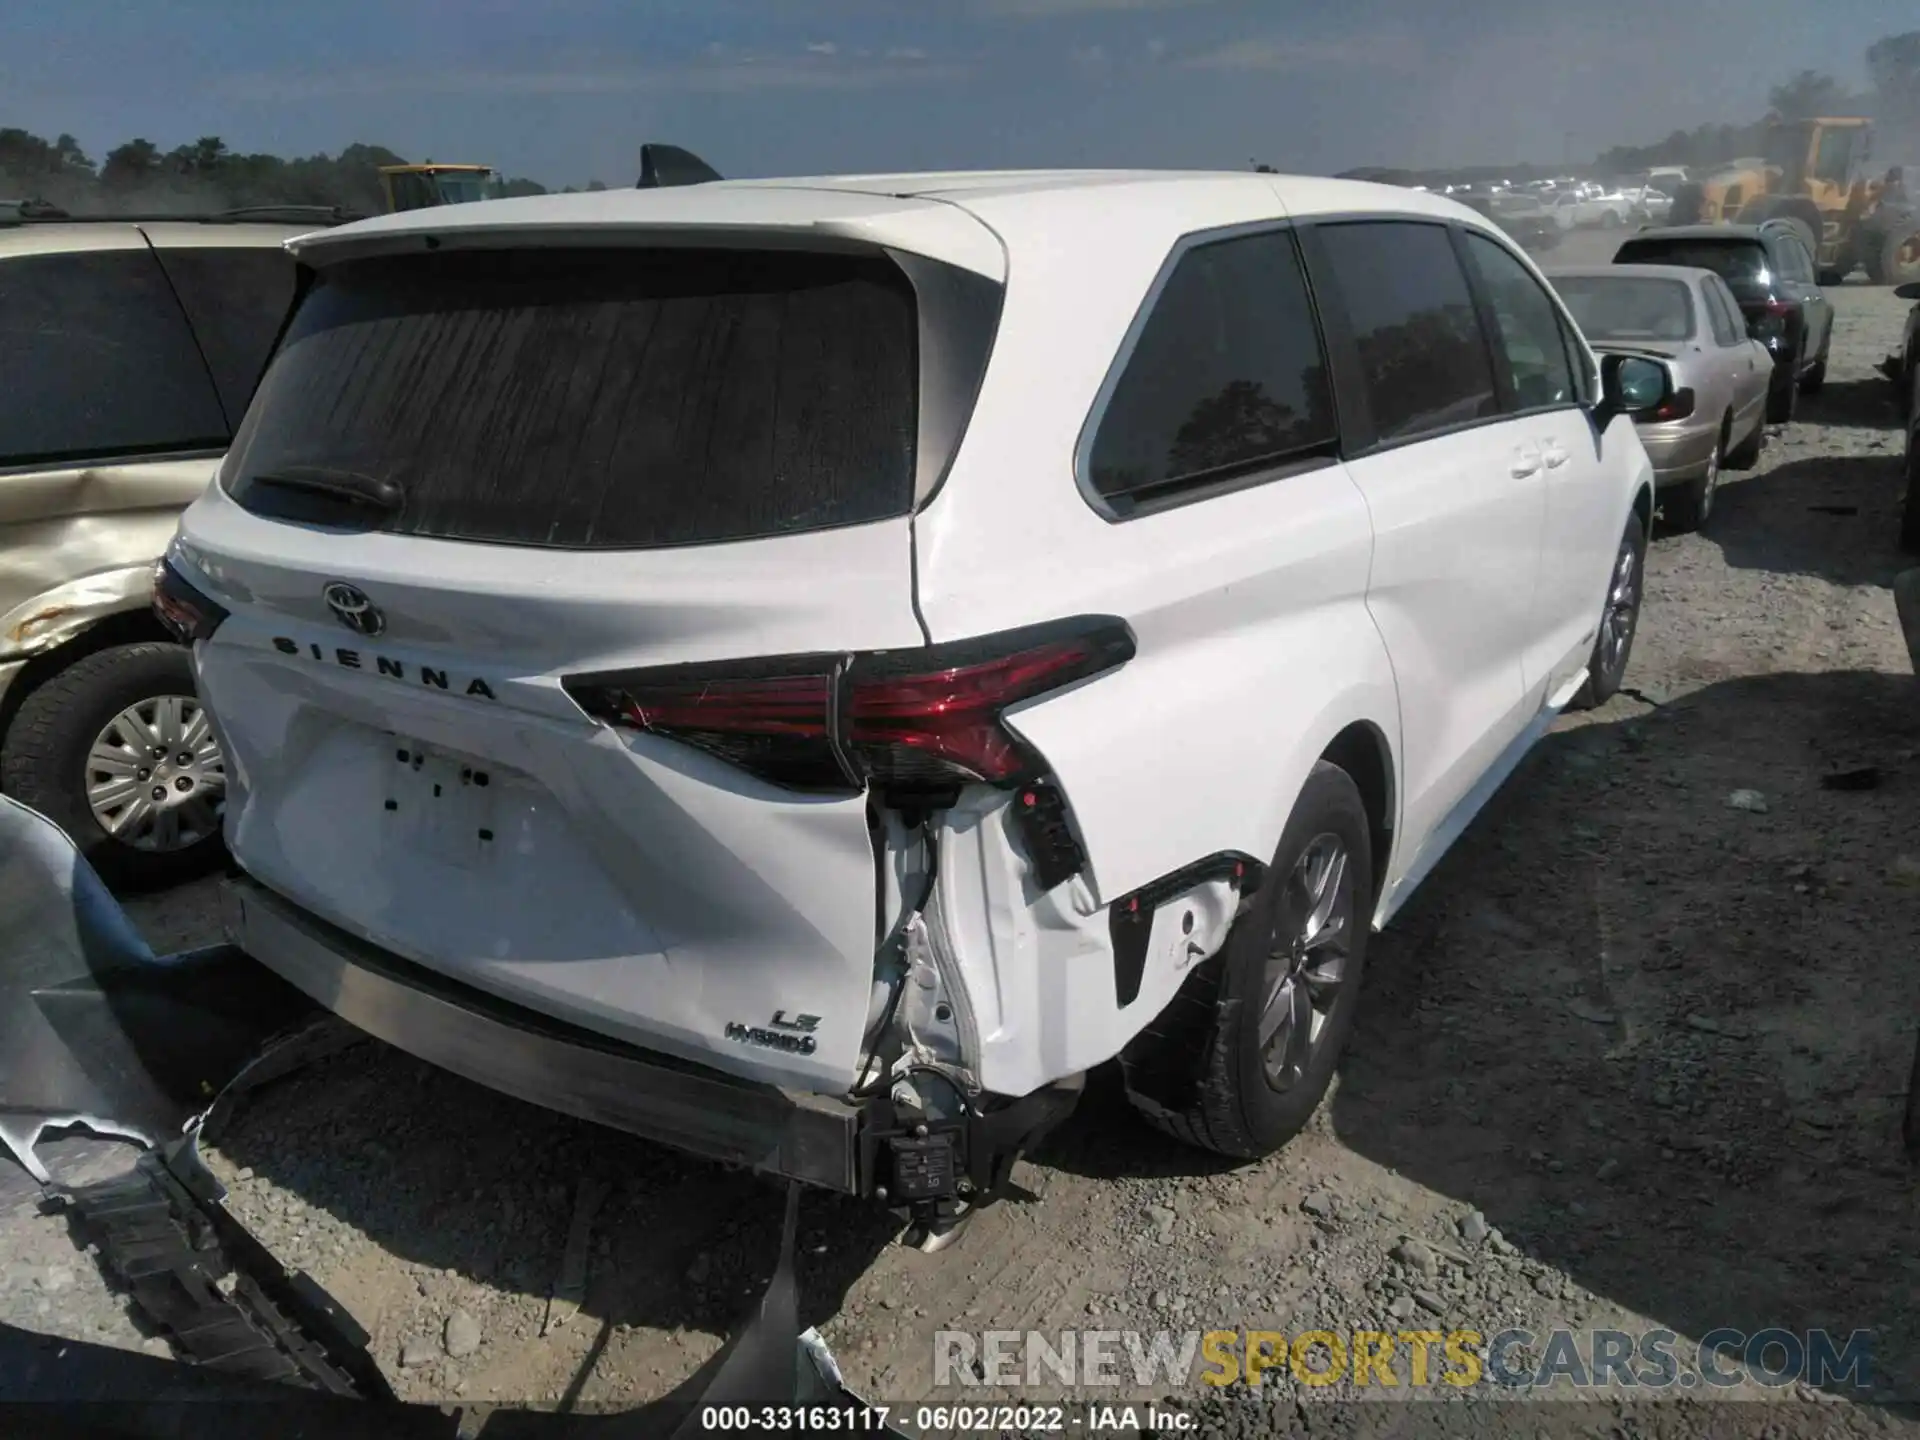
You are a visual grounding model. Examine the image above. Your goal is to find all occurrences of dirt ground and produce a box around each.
[7,232,1920,1435]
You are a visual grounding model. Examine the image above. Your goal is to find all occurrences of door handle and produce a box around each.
[1511,447,1542,478]
[1542,443,1569,468]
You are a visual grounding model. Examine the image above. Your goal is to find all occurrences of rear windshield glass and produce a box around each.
[223,247,919,549]
[1613,240,1769,294]
[1554,276,1695,342]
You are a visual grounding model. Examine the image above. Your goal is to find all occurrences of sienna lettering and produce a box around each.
[269,637,498,701]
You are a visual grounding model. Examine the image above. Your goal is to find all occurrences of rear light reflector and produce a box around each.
[152,558,228,644]
[1650,387,1695,422]
[563,617,1135,793]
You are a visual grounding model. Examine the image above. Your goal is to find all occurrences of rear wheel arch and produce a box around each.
[0,608,175,747]
[1632,482,1655,540]
[1319,721,1395,908]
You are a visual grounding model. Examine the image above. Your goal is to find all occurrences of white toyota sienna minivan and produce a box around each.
[156,170,1666,1244]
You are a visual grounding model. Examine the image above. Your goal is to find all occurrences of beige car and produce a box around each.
[1549,263,1773,534]
[0,212,330,885]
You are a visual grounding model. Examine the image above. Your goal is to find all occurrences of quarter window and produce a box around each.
[1312,221,1499,445]
[1087,228,1336,510]
[1460,232,1577,412]
[0,248,229,467]
[151,246,301,428]
[1704,280,1741,346]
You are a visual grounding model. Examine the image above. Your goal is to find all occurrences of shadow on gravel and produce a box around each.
[1711,454,1911,588]
[207,1055,900,1353]
[1799,377,1907,432]
[1328,668,1920,1407]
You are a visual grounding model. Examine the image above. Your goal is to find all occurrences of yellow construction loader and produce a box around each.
[1666,116,1920,284]
[377,162,504,213]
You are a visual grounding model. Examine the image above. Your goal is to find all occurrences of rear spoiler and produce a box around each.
[638,144,724,189]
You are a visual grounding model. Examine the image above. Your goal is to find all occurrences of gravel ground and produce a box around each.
[7,240,1920,1436]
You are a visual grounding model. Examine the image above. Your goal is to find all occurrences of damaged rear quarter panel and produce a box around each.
[0,457,219,659]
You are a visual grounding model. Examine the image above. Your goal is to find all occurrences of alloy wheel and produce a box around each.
[1599,534,1640,680]
[1257,833,1354,1092]
[85,694,226,852]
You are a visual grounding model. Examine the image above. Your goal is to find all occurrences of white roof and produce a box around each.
[286,169,1485,282]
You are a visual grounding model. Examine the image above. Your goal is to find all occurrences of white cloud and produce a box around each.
[1145,37,1168,61]
[805,40,838,55]
[1068,42,1112,75]
[221,46,957,101]
[1179,33,1422,73]
[981,0,1217,14]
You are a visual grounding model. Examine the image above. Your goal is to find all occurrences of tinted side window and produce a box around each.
[1703,280,1739,345]
[1714,278,1755,340]
[1770,236,1811,282]
[151,246,300,428]
[1313,221,1498,444]
[0,249,229,467]
[1460,232,1576,412]
[1087,228,1335,507]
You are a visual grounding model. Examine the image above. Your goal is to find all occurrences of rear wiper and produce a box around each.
[247,466,404,513]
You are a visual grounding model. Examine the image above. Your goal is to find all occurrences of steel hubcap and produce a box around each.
[1257,833,1353,1092]
[1599,537,1639,677]
[86,695,225,852]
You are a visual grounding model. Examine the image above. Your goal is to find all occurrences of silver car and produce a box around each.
[1548,263,1771,532]
[0,211,343,885]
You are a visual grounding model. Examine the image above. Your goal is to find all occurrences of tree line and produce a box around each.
[1592,29,1920,175]
[5,27,1918,209]
[0,131,604,216]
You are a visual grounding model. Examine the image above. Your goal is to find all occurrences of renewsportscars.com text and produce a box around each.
[932,1326,1875,1393]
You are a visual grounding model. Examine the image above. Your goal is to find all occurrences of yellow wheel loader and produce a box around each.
[1665,117,1920,284]
[377,161,504,212]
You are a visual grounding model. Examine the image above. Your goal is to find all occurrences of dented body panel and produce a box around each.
[0,456,219,663]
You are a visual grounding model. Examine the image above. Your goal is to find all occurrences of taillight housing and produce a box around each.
[152,558,228,644]
[1649,387,1695,422]
[1749,298,1794,347]
[563,617,1136,795]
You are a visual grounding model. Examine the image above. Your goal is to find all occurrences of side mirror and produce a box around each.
[1896,281,1920,302]
[1595,352,1675,426]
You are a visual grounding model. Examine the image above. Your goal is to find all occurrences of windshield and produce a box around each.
[1613,239,1769,295]
[1554,275,1695,342]
[433,173,499,205]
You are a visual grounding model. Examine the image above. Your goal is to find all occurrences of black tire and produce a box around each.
[1660,425,1725,535]
[1668,183,1706,227]
[1766,360,1799,424]
[1797,349,1827,395]
[1818,268,1846,287]
[1120,762,1372,1160]
[1567,510,1647,711]
[0,642,227,889]
[1900,417,1920,554]
[1884,228,1920,287]
[1724,413,1764,470]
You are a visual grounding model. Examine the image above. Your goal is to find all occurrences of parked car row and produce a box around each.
[1538,217,1838,533]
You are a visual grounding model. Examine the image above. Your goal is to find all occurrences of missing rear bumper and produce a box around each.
[222,877,1083,1205]
[223,876,870,1194]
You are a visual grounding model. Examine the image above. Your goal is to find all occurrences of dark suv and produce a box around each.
[1613,221,1834,424]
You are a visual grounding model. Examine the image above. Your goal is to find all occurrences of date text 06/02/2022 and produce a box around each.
[696,1403,1194,1432]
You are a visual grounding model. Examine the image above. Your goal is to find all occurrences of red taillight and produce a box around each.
[152,558,229,644]
[564,619,1135,794]
[1650,387,1696,422]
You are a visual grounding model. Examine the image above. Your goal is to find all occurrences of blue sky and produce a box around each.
[3,0,1913,186]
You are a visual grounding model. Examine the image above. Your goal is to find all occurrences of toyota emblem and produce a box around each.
[323,582,385,637]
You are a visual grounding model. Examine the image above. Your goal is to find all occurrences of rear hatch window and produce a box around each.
[1555,275,1695,342]
[1613,239,1770,299]
[222,247,919,549]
